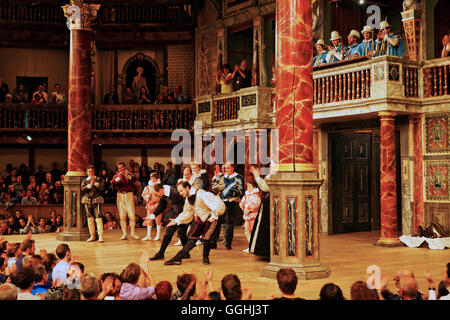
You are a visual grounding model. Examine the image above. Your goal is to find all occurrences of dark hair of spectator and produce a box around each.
[319,283,345,300]
[21,239,35,252]
[438,281,449,299]
[221,63,231,73]
[155,280,173,300]
[12,267,35,290]
[350,281,379,300]
[276,268,298,295]
[221,274,242,300]
[208,291,221,300]
[121,263,141,285]
[55,243,70,259]
[176,273,196,296]
[176,181,191,189]
[43,253,58,272]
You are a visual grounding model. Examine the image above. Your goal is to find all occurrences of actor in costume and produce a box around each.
[112,162,139,240]
[375,20,405,57]
[239,181,261,253]
[141,172,162,241]
[326,31,345,63]
[191,162,210,191]
[81,166,105,242]
[211,162,244,250]
[164,181,225,265]
[344,29,361,60]
[313,39,328,66]
[248,165,271,260]
[354,26,376,58]
[149,183,189,261]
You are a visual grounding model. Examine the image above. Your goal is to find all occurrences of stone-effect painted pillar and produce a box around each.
[261,0,329,280]
[58,2,100,241]
[275,0,315,173]
[375,112,401,246]
[412,115,424,230]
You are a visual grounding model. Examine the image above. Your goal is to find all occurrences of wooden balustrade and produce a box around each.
[0,104,67,130]
[0,0,65,24]
[313,68,371,105]
[93,104,195,131]
[423,62,449,98]
[403,66,419,98]
[214,96,240,122]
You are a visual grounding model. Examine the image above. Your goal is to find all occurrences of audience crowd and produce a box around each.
[0,235,448,301]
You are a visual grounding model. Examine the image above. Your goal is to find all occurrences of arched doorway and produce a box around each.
[122,53,159,102]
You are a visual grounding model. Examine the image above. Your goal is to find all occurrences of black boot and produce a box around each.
[224,223,234,250]
[166,240,195,264]
[219,224,228,246]
[203,240,211,265]
[149,252,164,261]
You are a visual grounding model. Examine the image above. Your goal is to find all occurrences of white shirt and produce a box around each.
[52,260,70,284]
[18,292,41,300]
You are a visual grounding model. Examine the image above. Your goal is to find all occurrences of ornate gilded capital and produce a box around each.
[62,1,101,31]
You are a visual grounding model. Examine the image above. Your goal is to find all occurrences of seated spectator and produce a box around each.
[36,218,51,233]
[12,84,29,104]
[123,87,137,104]
[21,189,37,205]
[52,244,72,285]
[104,212,116,230]
[16,239,35,270]
[80,274,100,300]
[167,93,176,104]
[176,273,197,300]
[4,94,13,105]
[155,280,172,300]
[98,273,122,300]
[119,256,156,300]
[104,85,119,105]
[319,283,345,300]
[7,215,19,234]
[0,283,18,300]
[221,274,242,300]
[50,181,63,204]
[50,83,66,105]
[138,87,152,104]
[350,281,379,300]
[43,253,58,285]
[32,264,50,295]
[0,76,9,103]
[56,215,64,232]
[31,84,48,104]
[13,175,24,196]
[12,267,41,300]
[0,221,9,235]
[270,268,305,300]
[174,85,188,104]
[44,173,54,189]
[154,93,165,104]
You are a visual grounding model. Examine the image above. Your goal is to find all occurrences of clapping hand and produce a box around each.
[442,35,449,46]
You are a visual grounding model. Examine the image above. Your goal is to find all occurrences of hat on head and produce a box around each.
[330,31,341,41]
[348,29,361,39]
[380,20,390,30]
[316,39,325,47]
[361,25,373,34]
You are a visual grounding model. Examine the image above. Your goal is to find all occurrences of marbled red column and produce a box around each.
[377,112,398,243]
[67,30,92,175]
[412,115,424,229]
[276,0,314,172]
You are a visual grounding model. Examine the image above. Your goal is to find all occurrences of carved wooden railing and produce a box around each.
[313,57,372,105]
[0,104,67,130]
[403,64,419,98]
[423,58,450,98]
[92,104,195,132]
[214,96,240,122]
[0,0,193,25]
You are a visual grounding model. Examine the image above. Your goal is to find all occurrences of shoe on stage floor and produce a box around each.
[243,248,249,253]
[164,258,182,265]
[149,252,164,261]
[226,245,232,250]
[195,240,202,245]
[203,257,210,265]
[173,240,182,246]
[120,234,127,240]
[131,234,140,240]
[141,235,151,241]
[182,253,190,259]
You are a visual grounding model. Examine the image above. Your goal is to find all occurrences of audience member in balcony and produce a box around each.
[5,167,18,186]
[374,20,405,57]
[12,176,24,197]
[326,31,345,63]
[32,85,48,105]
[354,26,376,58]
[7,215,19,235]
[4,94,13,105]
[441,33,450,58]
[167,93,176,104]
[21,189,37,205]
[6,185,18,205]
[344,30,361,60]
[50,181,63,205]
[154,93,165,104]
[44,173,54,190]
[50,163,62,182]
[1,164,13,180]
[50,84,66,105]
[103,85,119,105]
[174,85,188,104]
[0,221,9,236]
[123,87,137,104]
[216,64,233,94]
[34,165,45,185]
[132,67,149,99]
[232,60,252,91]
[55,215,63,232]
[313,39,328,67]
[18,164,30,185]
[0,76,9,103]
[26,176,38,198]
[12,85,29,104]
[138,87,152,104]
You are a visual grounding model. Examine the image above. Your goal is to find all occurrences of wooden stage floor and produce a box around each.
[4,227,449,300]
